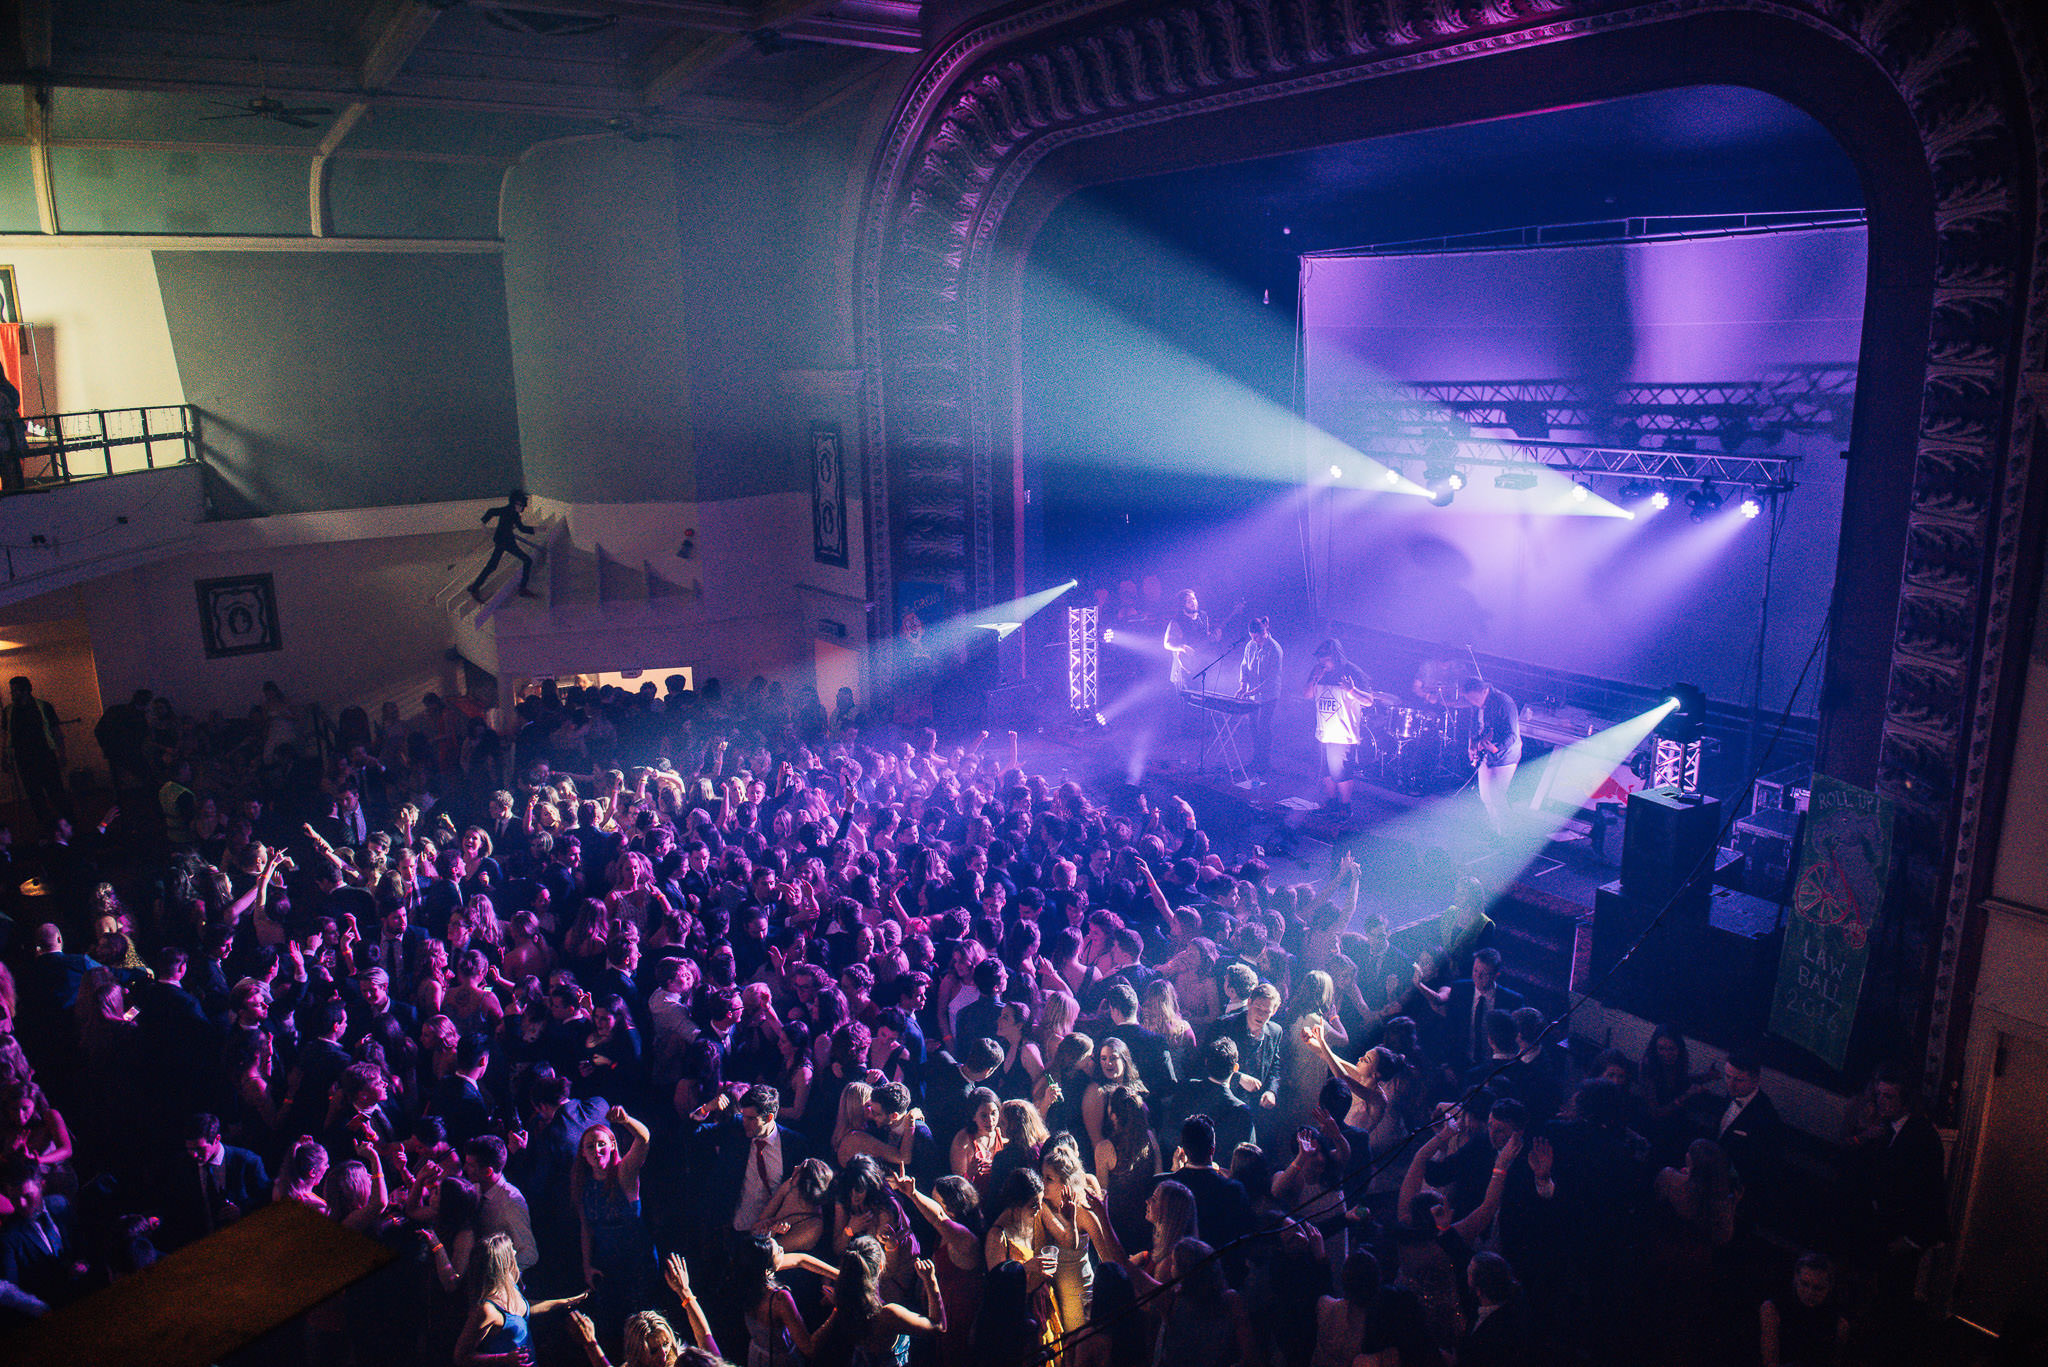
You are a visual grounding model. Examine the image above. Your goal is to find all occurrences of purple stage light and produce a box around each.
[1741,496,1762,519]
[1650,489,1671,510]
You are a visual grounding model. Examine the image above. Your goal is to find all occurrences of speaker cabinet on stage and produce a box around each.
[1731,807,1804,904]
[1622,786,1722,918]
[1591,878,1784,1048]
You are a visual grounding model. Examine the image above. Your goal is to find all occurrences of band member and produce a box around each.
[1462,676,1522,835]
[1164,589,1219,690]
[1235,617,1284,778]
[1304,640,1373,811]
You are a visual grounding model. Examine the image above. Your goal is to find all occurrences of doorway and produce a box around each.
[1952,1028,2048,1335]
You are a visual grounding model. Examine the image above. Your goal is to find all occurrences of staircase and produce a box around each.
[438,515,704,680]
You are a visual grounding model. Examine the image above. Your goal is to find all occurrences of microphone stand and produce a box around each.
[1189,636,1248,773]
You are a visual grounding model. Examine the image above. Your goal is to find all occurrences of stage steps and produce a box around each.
[1490,885,1585,1022]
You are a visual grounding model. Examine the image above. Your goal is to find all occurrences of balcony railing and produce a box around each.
[6,405,200,490]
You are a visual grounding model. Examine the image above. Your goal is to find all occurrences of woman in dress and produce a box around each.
[1277,971,1347,1138]
[456,1233,589,1366]
[1082,1038,1145,1149]
[985,1169,1064,1364]
[810,1236,945,1367]
[889,1173,984,1367]
[949,1087,1001,1199]
[730,1233,817,1367]
[1139,980,1200,1079]
[1153,1238,1256,1367]
[574,1107,655,1345]
[1092,1086,1159,1256]
[753,1156,834,1254]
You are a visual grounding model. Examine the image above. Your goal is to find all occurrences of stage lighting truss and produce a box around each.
[1066,606,1100,713]
[1348,430,1801,497]
[1651,737,1705,793]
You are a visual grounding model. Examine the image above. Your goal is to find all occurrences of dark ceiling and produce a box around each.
[17,0,921,130]
[1076,84,1864,284]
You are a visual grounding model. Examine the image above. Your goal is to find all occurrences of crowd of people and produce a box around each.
[0,671,1947,1366]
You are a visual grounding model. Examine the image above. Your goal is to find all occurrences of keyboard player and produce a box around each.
[1235,616,1284,780]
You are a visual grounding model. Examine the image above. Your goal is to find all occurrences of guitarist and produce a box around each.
[1461,676,1522,836]
[1164,589,1222,690]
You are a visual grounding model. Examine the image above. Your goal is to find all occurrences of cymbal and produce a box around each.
[1370,691,1401,706]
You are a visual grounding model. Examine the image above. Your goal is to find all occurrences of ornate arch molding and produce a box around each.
[857,0,2047,1083]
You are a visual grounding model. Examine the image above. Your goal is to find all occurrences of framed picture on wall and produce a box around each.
[197,573,282,658]
[0,266,17,325]
[812,421,849,567]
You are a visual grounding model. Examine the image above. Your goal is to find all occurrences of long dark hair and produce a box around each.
[732,1233,782,1311]
[973,1259,1038,1367]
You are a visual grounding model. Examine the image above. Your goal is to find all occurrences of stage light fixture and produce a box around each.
[1657,681,1708,742]
[1447,469,1467,491]
[1383,468,1400,484]
[1571,480,1592,503]
[1494,469,1538,492]
[1329,464,1344,479]
[1428,480,1457,508]
[1684,480,1724,522]
[1618,480,1652,503]
[1102,627,1116,644]
[1650,489,1671,510]
[1740,496,1762,519]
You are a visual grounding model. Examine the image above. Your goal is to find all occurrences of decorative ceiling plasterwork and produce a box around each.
[855,0,2046,1088]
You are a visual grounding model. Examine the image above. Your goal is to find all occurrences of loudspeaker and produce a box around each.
[1590,881,1678,1017]
[1622,786,1721,916]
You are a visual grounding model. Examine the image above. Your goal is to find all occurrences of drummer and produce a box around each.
[1304,639,1376,813]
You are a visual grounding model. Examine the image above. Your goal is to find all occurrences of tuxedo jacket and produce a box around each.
[706,1120,812,1226]
[1445,981,1527,1066]
[1715,1088,1785,1188]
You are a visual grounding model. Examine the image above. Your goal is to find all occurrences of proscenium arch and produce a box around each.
[857,0,2048,1093]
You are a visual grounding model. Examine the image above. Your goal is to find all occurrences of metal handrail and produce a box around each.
[9,404,200,489]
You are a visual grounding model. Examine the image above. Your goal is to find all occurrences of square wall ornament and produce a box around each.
[197,573,282,658]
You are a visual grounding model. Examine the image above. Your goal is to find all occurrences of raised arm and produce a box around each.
[663,1254,722,1359]
[881,1258,947,1337]
[606,1098,647,1188]
[1449,1134,1521,1244]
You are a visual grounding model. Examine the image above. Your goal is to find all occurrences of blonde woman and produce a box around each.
[569,1254,719,1367]
[1139,980,1199,1075]
[832,1081,919,1169]
[458,1232,588,1366]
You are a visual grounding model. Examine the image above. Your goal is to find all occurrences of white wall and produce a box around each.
[3,244,186,416]
[76,530,469,725]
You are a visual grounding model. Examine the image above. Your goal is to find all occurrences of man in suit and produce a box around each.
[869,1081,942,1185]
[1459,1251,1530,1367]
[0,1156,78,1306]
[1206,982,1283,1139]
[1715,1048,1784,1215]
[924,1036,1002,1152]
[168,1112,269,1247]
[283,1000,353,1140]
[1855,1067,1947,1250]
[1103,982,1178,1091]
[1148,1115,1254,1283]
[707,1084,810,1237]
[427,1033,499,1149]
[372,901,431,1000]
[1166,1038,1253,1159]
[1446,948,1525,1072]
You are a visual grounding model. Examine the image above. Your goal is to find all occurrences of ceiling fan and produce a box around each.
[203,94,334,130]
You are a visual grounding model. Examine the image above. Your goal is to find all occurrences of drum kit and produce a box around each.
[1356,657,1478,793]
